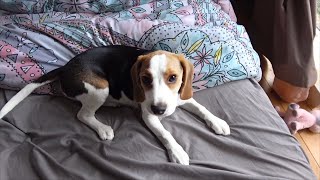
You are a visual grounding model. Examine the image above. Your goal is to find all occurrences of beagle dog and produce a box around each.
[0,45,230,165]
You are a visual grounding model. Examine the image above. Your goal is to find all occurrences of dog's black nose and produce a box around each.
[151,104,167,115]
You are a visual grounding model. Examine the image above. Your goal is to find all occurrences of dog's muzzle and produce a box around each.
[151,103,167,115]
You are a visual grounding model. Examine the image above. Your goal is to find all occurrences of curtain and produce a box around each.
[232,0,317,102]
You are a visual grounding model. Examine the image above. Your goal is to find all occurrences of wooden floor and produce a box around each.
[260,57,320,179]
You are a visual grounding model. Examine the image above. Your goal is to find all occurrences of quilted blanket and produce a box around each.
[0,0,261,94]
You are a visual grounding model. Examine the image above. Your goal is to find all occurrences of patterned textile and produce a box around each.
[0,0,237,20]
[0,0,260,94]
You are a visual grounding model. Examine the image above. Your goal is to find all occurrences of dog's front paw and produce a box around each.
[207,119,230,135]
[97,125,114,140]
[168,144,189,165]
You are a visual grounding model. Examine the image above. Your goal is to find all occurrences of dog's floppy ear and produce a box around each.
[131,55,146,102]
[177,54,194,100]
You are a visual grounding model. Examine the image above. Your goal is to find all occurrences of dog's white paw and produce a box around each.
[97,125,114,140]
[168,144,189,165]
[207,119,230,135]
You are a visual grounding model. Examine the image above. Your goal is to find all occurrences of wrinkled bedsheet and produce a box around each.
[0,0,261,94]
[0,79,316,180]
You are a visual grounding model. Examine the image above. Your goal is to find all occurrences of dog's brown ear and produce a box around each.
[177,54,194,100]
[131,55,146,102]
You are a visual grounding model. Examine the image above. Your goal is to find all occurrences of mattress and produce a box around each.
[0,79,316,180]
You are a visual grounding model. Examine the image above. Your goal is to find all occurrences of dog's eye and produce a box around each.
[141,76,152,85]
[168,75,176,83]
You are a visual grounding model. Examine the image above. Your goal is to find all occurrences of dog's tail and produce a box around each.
[0,67,62,119]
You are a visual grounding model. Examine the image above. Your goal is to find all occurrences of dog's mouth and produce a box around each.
[144,106,166,118]
[148,108,167,117]
[148,106,177,118]
[141,102,174,118]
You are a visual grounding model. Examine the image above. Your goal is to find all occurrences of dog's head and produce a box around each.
[131,51,194,117]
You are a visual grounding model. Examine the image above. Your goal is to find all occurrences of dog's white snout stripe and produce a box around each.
[149,54,169,104]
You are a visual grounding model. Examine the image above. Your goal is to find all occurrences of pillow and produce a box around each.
[0,0,237,22]
[0,0,54,13]
[0,0,260,94]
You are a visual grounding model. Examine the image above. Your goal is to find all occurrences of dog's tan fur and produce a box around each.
[131,50,194,102]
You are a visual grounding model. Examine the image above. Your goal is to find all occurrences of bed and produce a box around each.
[0,0,316,179]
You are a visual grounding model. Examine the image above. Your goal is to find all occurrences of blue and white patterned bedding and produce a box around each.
[0,0,261,94]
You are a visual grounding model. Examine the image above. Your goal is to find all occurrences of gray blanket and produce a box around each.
[0,79,316,180]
